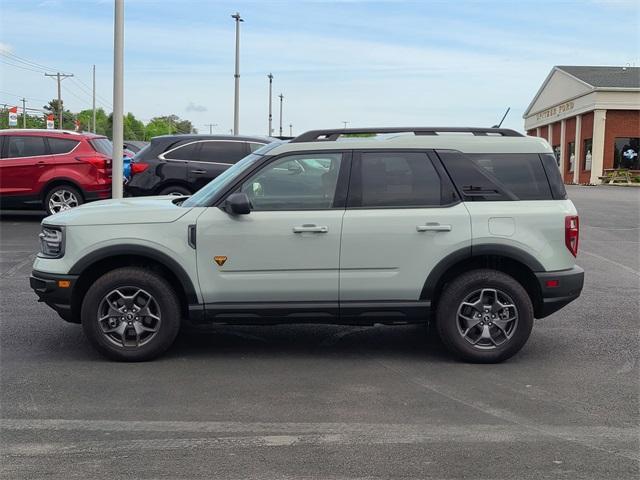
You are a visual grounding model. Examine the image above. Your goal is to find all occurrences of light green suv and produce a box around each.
[31,127,584,362]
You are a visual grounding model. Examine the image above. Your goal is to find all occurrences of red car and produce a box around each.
[0,129,112,215]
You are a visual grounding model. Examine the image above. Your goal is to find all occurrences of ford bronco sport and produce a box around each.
[30,127,584,362]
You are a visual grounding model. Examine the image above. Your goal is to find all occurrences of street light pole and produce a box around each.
[92,64,96,133]
[112,0,124,199]
[231,12,243,136]
[267,73,273,136]
[289,123,292,137]
[342,121,349,129]
[278,93,284,137]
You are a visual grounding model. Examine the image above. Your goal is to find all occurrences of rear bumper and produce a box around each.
[30,270,79,323]
[535,266,584,318]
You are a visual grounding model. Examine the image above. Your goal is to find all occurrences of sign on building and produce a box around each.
[46,114,55,129]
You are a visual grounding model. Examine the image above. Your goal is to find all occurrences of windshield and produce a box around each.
[182,153,263,207]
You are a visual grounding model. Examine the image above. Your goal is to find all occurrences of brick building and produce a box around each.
[523,66,640,184]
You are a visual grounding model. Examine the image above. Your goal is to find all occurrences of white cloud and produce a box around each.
[186,102,207,112]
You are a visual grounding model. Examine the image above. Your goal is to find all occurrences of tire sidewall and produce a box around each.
[44,185,83,216]
[81,268,181,361]
[436,269,534,363]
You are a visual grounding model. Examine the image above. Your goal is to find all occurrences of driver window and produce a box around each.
[240,153,342,210]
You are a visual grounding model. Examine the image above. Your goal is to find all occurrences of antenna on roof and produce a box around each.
[492,107,510,128]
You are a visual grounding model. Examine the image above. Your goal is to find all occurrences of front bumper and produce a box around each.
[535,266,584,318]
[30,270,80,323]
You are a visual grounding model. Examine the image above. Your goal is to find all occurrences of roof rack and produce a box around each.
[290,127,523,143]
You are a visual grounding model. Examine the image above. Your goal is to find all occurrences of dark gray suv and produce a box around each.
[125,134,271,196]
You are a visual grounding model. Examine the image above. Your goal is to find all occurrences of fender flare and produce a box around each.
[420,244,545,300]
[69,244,199,304]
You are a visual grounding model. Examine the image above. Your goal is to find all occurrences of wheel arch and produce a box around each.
[40,177,86,202]
[422,245,544,318]
[68,245,199,323]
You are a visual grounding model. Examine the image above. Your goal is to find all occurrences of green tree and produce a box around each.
[76,108,109,135]
[43,99,75,130]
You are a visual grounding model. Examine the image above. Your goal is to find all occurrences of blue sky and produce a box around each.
[1,0,638,135]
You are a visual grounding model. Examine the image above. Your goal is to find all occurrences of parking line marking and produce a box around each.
[580,250,640,277]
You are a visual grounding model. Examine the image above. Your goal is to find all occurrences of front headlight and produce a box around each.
[38,226,65,259]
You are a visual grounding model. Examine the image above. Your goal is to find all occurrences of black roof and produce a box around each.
[556,66,640,89]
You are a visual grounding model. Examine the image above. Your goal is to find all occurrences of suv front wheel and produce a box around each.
[81,267,181,361]
[436,269,533,363]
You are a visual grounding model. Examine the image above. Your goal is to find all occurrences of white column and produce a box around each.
[573,115,582,184]
[536,127,541,137]
[548,123,553,145]
[559,119,566,178]
[590,109,607,184]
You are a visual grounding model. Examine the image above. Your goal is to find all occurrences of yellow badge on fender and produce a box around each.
[214,256,227,266]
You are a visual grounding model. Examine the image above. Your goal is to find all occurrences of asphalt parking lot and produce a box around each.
[1,185,638,479]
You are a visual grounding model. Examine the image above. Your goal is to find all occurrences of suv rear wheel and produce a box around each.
[81,267,181,361]
[436,269,533,363]
[44,185,83,215]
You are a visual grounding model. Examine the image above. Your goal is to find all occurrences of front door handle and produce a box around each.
[293,224,328,233]
[417,223,452,232]
[37,161,46,168]
[191,169,207,174]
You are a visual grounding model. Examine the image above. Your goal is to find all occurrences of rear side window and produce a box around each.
[349,151,446,208]
[438,151,553,201]
[164,142,200,160]
[48,137,80,155]
[198,141,247,163]
[89,138,113,156]
[6,136,47,158]
[540,153,567,199]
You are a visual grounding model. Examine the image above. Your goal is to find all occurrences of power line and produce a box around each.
[0,51,70,74]
[0,59,45,74]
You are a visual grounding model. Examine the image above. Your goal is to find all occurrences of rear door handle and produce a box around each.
[293,224,328,233]
[417,223,452,232]
[37,161,46,168]
[191,169,207,174]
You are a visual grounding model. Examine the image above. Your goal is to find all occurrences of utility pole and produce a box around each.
[92,64,96,133]
[44,72,74,129]
[289,123,292,137]
[278,93,284,137]
[267,73,273,136]
[204,123,217,134]
[21,97,26,128]
[231,12,243,136]
[112,0,124,199]
[342,121,349,129]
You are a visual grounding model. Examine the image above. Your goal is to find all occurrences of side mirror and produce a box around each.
[224,192,251,215]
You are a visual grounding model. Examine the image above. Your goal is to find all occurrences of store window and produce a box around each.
[567,142,576,172]
[583,139,593,171]
[614,138,640,170]
[553,145,561,167]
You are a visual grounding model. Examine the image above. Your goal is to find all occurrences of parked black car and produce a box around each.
[125,134,271,196]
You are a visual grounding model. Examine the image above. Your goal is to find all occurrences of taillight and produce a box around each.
[76,155,112,170]
[565,215,579,257]
[131,162,149,175]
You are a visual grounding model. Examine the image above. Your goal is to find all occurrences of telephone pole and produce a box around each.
[92,64,96,133]
[21,98,26,128]
[267,73,273,136]
[204,123,217,134]
[44,72,74,129]
[289,123,292,137]
[231,12,243,135]
[278,93,284,137]
[342,121,349,129]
